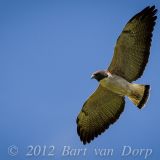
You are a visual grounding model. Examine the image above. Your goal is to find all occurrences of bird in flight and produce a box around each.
[76,6,157,144]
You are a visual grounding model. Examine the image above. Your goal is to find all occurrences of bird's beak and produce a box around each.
[91,74,95,79]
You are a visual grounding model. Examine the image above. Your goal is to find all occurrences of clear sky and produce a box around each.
[0,0,160,160]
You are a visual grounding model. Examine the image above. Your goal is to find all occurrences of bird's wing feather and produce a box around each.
[77,85,125,144]
[108,6,157,82]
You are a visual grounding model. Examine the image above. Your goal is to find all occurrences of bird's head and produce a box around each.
[91,70,108,81]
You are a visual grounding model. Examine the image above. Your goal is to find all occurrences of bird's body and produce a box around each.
[76,6,157,144]
[100,73,148,106]
[100,73,131,96]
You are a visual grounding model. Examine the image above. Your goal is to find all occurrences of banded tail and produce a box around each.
[128,84,150,109]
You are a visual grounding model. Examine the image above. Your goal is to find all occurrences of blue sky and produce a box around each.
[0,0,160,160]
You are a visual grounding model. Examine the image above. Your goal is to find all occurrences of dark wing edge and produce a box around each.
[108,6,157,82]
[76,85,125,144]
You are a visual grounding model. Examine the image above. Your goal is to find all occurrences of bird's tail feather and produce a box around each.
[128,84,150,109]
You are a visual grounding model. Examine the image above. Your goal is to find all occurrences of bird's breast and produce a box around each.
[100,75,131,96]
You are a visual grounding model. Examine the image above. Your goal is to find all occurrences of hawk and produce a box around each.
[76,6,157,144]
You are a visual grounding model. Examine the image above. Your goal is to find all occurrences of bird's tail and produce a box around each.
[128,84,150,109]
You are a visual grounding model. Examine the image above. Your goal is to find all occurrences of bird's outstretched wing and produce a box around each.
[108,6,157,82]
[76,85,125,144]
